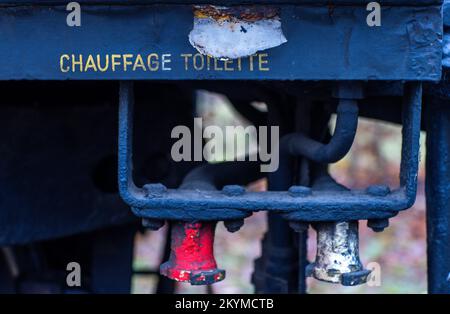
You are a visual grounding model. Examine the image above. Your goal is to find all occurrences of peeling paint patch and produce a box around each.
[188,5,287,60]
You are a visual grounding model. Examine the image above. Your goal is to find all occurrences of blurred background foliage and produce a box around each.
[132,91,427,294]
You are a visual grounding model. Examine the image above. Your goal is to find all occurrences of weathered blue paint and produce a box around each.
[118,81,422,222]
[0,3,442,80]
[0,1,442,5]
[0,95,134,245]
[425,96,450,294]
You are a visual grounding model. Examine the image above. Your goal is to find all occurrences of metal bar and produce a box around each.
[425,96,450,294]
[297,231,307,293]
[118,81,144,206]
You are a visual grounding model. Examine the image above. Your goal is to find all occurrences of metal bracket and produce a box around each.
[118,81,422,222]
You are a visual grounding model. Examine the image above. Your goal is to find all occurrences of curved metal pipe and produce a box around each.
[281,99,359,163]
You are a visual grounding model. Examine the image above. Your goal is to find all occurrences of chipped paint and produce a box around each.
[189,5,287,60]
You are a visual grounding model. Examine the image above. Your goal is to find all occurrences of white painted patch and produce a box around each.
[189,17,287,60]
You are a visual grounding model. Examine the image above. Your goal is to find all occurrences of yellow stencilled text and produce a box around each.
[60,53,172,73]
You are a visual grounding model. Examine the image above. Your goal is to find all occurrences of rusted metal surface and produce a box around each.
[189,5,287,60]
[160,221,225,285]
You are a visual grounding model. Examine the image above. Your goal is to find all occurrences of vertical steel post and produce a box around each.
[425,96,450,294]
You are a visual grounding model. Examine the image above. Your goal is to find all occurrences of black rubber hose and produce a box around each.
[281,99,359,163]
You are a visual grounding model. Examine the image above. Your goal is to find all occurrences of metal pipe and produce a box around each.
[160,221,225,285]
[256,101,300,293]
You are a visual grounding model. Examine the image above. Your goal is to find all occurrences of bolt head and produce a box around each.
[143,183,167,198]
[288,186,312,197]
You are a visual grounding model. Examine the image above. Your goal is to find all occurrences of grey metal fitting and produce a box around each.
[142,218,165,231]
[311,221,370,286]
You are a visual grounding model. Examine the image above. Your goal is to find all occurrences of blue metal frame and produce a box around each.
[0,1,442,4]
[425,96,450,294]
[118,81,422,222]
